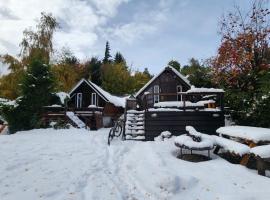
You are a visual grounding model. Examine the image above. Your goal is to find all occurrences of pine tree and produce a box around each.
[88,57,102,86]
[103,41,111,64]
[168,60,181,71]
[1,56,56,133]
[143,68,152,79]
[114,52,126,64]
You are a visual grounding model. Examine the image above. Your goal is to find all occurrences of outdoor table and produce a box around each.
[216,126,270,165]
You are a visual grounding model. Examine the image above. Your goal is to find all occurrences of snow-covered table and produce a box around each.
[216,126,270,144]
[175,126,215,158]
[217,126,270,166]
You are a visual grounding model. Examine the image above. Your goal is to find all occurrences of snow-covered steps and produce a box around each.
[124,110,145,140]
[66,112,86,129]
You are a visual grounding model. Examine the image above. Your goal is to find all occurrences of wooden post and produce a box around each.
[183,93,186,111]
[256,157,266,176]
[220,93,224,112]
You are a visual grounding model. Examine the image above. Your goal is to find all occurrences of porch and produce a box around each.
[42,106,104,129]
[124,90,225,140]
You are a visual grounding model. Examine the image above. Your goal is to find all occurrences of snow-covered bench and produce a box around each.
[250,145,270,176]
[212,135,250,156]
[175,126,251,159]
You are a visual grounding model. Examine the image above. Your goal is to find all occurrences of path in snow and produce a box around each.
[0,128,270,200]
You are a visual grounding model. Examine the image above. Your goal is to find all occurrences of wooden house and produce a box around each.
[124,66,225,140]
[43,79,126,129]
[68,79,126,128]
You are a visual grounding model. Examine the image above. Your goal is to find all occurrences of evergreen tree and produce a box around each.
[114,52,126,64]
[143,68,152,79]
[168,60,181,71]
[103,41,112,64]
[88,57,102,86]
[181,58,214,88]
[1,56,56,133]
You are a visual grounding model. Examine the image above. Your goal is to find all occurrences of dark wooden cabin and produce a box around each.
[68,79,125,128]
[43,79,125,129]
[124,66,225,140]
[135,66,191,108]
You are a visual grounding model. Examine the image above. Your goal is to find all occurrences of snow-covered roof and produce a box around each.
[55,92,70,104]
[69,79,126,108]
[90,81,127,108]
[216,126,270,143]
[135,66,191,97]
[186,86,224,93]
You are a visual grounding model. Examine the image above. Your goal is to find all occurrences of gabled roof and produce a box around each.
[134,66,191,97]
[69,79,126,108]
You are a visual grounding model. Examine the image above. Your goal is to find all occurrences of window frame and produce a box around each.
[153,85,160,103]
[177,85,183,101]
[76,93,82,108]
[91,93,97,106]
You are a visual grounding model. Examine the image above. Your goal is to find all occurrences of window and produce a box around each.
[177,85,183,101]
[76,93,82,108]
[91,93,97,106]
[154,85,159,103]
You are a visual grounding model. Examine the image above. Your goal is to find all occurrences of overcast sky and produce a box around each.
[0,0,259,74]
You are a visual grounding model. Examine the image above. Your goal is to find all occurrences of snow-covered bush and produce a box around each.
[154,131,172,141]
[50,120,71,129]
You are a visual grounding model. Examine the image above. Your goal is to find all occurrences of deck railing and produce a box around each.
[141,92,224,112]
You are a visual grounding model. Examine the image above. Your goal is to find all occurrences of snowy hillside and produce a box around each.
[0,128,270,200]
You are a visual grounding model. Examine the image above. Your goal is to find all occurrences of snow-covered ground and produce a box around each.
[0,128,270,200]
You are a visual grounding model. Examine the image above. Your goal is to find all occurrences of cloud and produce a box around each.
[0,0,129,58]
[102,0,170,44]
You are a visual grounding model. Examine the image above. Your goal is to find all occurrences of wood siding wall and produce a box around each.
[137,68,190,108]
[145,111,224,140]
[69,81,106,108]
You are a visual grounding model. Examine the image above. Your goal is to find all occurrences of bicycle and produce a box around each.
[107,119,124,145]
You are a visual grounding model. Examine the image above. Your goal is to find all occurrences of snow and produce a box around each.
[154,131,172,141]
[183,126,250,156]
[217,126,270,143]
[49,104,62,107]
[90,81,127,108]
[186,86,224,93]
[213,136,250,156]
[154,101,205,108]
[55,92,70,104]
[251,145,270,158]
[0,128,270,199]
[186,126,202,137]
[66,112,86,128]
[175,135,214,149]
[0,98,9,103]
[148,108,182,112]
